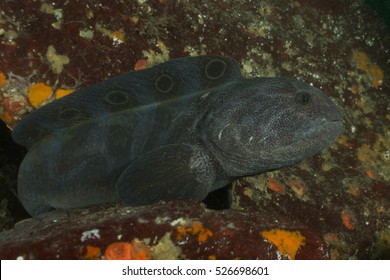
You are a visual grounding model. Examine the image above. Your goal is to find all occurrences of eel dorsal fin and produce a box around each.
[12,56,243,149]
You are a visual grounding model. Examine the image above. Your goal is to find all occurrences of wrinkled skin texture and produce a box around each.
[12,56,343,216]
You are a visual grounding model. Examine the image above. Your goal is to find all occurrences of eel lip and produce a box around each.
[326,120,344,135]
[293,117,343,142]
[325,119,344,134]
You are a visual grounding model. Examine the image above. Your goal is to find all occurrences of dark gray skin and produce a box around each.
[12,56,343,216]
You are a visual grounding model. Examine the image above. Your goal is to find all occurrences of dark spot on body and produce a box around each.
[205,59,227,80]
[58,108,82,120]
[102,89,138,112]
[103,90,130,105]
[155,74,174,93]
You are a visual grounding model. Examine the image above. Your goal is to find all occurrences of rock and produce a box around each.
[0,200,329,260]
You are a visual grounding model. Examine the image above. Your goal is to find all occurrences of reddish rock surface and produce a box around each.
[0,200,329,260]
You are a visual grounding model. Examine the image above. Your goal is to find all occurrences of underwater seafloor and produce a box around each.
[0,0,389,259]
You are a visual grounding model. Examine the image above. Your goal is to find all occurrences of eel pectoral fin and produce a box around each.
[116,144,216,206]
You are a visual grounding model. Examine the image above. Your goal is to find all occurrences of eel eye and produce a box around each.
[294,91,311,105]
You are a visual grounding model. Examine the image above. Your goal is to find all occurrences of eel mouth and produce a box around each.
[293,117,344,145]
[322,119,344,137]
